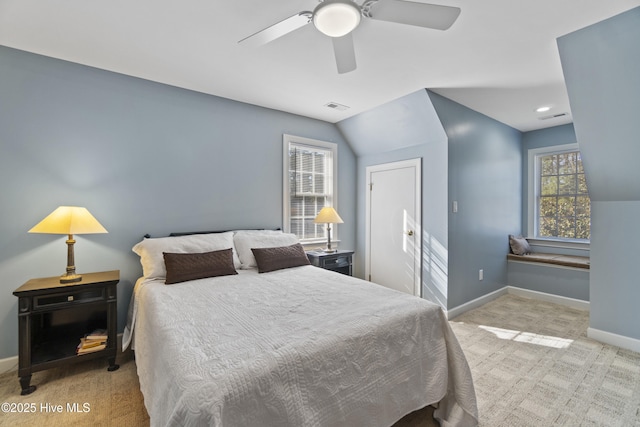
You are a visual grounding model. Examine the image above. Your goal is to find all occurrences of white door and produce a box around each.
[366,159,421,296]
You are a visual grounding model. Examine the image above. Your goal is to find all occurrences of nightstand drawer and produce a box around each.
[34,288,105,309]
[307,250,354,276]
[321,256,350,269]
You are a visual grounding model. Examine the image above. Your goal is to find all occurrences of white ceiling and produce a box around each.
[1,0,639,132]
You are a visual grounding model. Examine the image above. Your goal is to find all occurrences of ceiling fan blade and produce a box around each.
[239,12,312,47]
[332,33,357,74]
[366,0,461,30]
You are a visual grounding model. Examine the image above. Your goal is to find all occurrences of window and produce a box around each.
[528,144,590,241]
[283,134,337,243]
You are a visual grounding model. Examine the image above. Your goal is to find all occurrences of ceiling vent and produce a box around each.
[325,102,350,111]
[539,112,569,120]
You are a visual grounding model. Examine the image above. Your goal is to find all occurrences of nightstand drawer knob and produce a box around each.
[68,296,74,302]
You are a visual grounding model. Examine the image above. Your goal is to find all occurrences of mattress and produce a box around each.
[126,265,477,426]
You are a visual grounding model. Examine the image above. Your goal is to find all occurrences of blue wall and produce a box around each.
[338,90,449,307]
[337,90,448,157]
[507,262,590,301]
[338,89,522,311]
[590,201,640,337]
[429,92,522,310]
[558,8,640,203]
[0,46,357,359]
[558,7,640,344]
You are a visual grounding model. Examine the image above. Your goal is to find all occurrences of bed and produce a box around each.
[123,230,478,427]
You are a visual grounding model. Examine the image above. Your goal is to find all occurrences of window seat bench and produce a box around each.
[507,253,590,270]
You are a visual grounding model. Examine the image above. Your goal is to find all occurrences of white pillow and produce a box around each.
[233,231,299,268]
[132,232,240,280]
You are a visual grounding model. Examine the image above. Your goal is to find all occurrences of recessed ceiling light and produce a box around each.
[536,106,551,113]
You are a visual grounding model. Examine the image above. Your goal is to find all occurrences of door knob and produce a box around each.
[406,230,414,236]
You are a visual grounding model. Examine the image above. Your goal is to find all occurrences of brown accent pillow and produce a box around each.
[251,243,311,273]
[163,248,238,284]
[509,234,531,255]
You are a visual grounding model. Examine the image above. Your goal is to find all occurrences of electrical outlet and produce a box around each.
[479,269,484,281]
[452,201,458,213]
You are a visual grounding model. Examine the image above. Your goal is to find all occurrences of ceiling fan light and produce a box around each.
[313,0,361,38]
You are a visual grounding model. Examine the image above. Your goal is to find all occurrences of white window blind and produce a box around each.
[283,135,337,242]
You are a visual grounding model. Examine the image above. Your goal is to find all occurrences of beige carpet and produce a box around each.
[450,295,640,426]
[1,294,639,426]
[0,351,148,427]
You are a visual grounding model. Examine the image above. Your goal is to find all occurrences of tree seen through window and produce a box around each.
[537,151,590,240]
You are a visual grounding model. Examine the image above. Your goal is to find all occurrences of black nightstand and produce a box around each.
[13,270,120,395]
[307,250,354,276]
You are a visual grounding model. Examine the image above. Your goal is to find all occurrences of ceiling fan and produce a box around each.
[239,0,461,74]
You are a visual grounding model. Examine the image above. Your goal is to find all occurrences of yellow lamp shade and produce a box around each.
[313,207,344,224]
[29,206,108,235]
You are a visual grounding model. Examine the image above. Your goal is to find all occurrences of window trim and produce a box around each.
[282,134,338,244]
[527,143,590,245]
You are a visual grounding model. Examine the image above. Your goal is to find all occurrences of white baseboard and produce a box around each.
[447,285,590,319]
[0,333,127,375]
[446,287,508,319]
[506,286,590,311]
[0,356,18,374]
[587,327,640,353]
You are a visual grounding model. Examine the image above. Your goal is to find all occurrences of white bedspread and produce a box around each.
[129,266,477,427]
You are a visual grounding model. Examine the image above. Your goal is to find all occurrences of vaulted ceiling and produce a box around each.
[1,0,638,131]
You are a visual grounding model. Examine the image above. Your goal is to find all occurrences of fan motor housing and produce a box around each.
[313,0,362,37]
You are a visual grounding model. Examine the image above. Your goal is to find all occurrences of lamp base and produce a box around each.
[322,248,337,253]
[60,274,82,284]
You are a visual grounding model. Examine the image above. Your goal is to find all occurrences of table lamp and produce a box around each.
[313,207,343,253]
[29,206,108,283]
